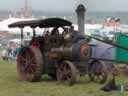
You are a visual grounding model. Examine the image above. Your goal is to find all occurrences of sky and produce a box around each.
[0,0,128,12]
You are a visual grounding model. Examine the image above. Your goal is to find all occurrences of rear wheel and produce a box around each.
[17,46,43,82]
[56,61,77,85]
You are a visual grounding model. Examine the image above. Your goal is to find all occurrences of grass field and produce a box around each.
[0,59,127,96]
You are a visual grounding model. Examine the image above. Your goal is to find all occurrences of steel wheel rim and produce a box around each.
[56,61,77,85]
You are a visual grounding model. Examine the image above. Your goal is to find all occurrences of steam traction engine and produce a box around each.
[9,18,107,85]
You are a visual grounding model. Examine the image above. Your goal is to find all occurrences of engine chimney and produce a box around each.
[76,4,86,35]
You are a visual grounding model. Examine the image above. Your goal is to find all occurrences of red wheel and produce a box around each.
[56,61,77,85]
[17,46,43,82]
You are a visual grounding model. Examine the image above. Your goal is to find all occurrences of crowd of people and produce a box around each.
[1,44,21,61]
[103,17,121,32]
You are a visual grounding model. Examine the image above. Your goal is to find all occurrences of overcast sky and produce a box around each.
[0,0,128,12]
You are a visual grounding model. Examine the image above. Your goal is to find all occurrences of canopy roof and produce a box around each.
[8,18,72,28]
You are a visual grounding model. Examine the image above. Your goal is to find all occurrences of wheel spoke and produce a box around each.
[29,56,35,62]
[28,67,34,73]
[29,64,36,67]
[26,63,36,73]
[66,73,72,80]
[57,68,64,80]
[20,56,26,61]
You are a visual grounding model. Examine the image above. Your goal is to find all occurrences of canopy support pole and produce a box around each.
[32,28,36,38]
[20,28,24,47]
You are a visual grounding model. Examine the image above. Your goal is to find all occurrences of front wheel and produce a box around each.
[56,61,77,85]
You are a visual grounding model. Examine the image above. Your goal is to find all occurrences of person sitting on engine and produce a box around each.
[50,27,64,45]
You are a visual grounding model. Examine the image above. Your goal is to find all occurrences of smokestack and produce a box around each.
[76,4,86,35]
